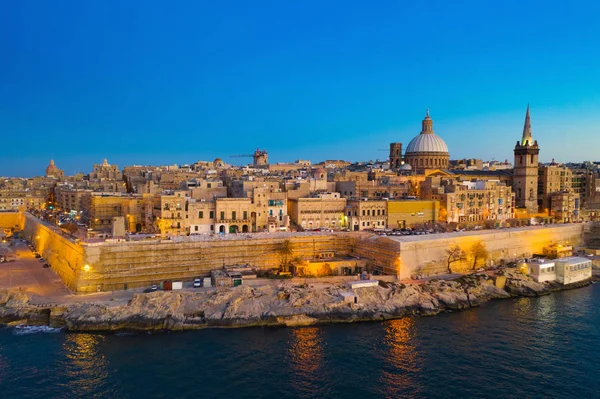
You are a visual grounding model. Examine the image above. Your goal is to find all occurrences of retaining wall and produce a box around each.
[379,224,585,278]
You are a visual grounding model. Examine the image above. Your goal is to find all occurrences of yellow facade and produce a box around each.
[386,200,439,228]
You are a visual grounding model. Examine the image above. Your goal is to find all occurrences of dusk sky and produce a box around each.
[2,0,600,177]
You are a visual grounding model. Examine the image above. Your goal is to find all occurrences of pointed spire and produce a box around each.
[521,104,533,146]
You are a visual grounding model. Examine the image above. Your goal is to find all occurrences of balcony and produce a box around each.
[218,218,251,224]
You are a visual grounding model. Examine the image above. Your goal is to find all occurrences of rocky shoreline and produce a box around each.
[0,269,596,333]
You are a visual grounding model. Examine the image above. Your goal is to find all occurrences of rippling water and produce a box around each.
[1,285,600,399]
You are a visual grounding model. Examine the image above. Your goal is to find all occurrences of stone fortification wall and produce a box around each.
[81,234,357,292]
[584,222,600,249]
[22,213,84,291]
[386,224,585,278]
[354,236,401,276]
[0,211,25,231]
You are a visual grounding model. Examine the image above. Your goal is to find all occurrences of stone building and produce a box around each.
[153,190,190,235]
[422,178,515,224]
[549,191,580,223]
[188,200,216,234]
[538,162,573,211]
[345,199,388,231]
[55,185,93,212]
[82,192,144,231]
[403,110,450,172]
[90,159,122,181]
[513,105,540,214]
[215,198,254,234]
[287,193,347,230]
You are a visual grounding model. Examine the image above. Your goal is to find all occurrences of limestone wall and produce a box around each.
[22,213,84,291]
[388,224,585,278]
[80,234,357,292]
[19,212,587,293]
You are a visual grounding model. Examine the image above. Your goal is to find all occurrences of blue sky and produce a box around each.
[1,0,600,176]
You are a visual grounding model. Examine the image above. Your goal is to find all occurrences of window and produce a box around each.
[194,226,198,231]
[232,211,236,220]
[220,211,224,220]
[199,211,204,218]
[243,211,247,219]
[362,210,366,216]
[209,211,214,219]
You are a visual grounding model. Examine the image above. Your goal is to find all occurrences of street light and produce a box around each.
[83,264,90,272]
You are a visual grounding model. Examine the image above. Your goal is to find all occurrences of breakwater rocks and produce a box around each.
[0,271,593,332]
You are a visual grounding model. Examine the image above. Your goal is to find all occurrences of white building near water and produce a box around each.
[528,260,557,283]
[555,257,592,285]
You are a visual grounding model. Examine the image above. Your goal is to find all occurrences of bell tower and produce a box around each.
[389,142,402,169]
[513,104,540,214]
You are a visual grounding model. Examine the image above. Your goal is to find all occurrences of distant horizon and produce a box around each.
[2,1,600,176]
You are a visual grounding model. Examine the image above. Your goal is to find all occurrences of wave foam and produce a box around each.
[12,325,63,335]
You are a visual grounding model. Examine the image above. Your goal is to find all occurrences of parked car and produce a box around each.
[34,253,41,258]
[38,258,45,263]
[143,284,159,293]
[43,263,51,268]
[193,278,201,288]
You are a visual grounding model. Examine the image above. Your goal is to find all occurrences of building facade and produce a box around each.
[345,199,388,231]
[288,193,347,230]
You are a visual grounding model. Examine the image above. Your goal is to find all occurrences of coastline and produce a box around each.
[0,269,596,333]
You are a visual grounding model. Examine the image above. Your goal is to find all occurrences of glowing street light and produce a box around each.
[83,264,90,272]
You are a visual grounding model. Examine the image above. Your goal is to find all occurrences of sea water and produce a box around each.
[1,285,599,399]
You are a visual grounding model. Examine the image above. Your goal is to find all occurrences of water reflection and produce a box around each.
[61,334,110,397]
[288,327,325,394]
[378,318,423,397]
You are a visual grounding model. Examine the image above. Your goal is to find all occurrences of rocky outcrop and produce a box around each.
[0,271,590,332]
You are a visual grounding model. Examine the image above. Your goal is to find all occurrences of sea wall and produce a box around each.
[80,234,359,292]
[18,213,587,293]
[22,213,84,291]
[385,224,585,278]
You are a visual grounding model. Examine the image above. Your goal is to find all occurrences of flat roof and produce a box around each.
[555,256,592,265]
[385,224,579,243]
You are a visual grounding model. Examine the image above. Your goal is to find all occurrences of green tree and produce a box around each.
[470,241,489,269]
[446,245,465,273]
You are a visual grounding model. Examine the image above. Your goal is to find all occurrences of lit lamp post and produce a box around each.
[396,256,402,280]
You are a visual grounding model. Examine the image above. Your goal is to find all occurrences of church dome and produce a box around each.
[405,133,449,154]
[403,111,450,171]
[405,111,449,154]
[46,159,59,176]
[399,162,412,171]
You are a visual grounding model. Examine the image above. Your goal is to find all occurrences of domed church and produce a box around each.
[404,110,449,170]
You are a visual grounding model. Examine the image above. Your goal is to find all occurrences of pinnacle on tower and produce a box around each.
[521,104,533,146]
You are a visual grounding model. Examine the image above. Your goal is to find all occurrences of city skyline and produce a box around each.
[2,1,600,176]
